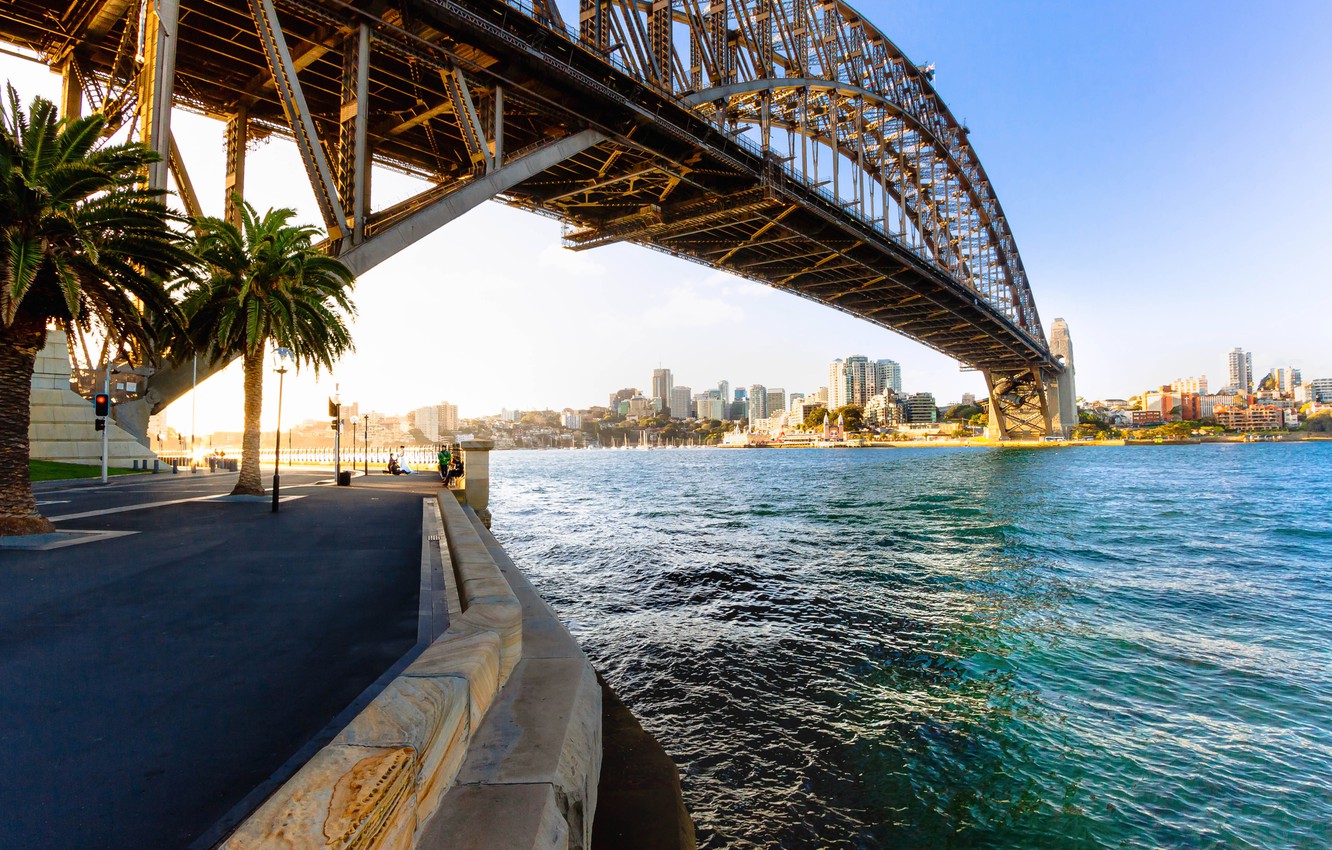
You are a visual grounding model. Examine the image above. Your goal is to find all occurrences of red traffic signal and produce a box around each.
[94,393,110,417]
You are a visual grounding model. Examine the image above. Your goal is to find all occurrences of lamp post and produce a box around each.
[350,415,360,478]
[271,347,291,513]
[363,414,370,476]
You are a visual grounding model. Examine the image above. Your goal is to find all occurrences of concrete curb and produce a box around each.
[217,492,601,850]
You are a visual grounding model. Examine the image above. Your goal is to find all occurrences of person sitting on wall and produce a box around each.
[438,446,452,483]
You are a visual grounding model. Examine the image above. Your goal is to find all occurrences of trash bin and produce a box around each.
[337,471,352,486]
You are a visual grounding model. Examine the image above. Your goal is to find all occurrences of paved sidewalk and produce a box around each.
[0,470,437,849]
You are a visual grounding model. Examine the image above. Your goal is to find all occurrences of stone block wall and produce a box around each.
[29,330,156,467]
[220,493,602,850]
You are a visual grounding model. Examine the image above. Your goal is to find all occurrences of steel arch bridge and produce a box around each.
[2,0,1072,438]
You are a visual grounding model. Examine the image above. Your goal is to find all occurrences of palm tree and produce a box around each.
[0,87,191,536]
[181,201,355,496]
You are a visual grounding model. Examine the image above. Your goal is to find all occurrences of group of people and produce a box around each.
[384,444,462,487]
[438,446,463,488]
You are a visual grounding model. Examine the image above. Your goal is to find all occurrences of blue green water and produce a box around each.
[490,443,1332,849]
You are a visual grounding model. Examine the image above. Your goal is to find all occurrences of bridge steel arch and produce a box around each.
[1,0,1068,439]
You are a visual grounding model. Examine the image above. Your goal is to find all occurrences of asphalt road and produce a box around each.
[0,468,435,849]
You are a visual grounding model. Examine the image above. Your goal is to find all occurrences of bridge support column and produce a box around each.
[224,109,248,227]
[138,0,180,194]
[983,366,1052,441]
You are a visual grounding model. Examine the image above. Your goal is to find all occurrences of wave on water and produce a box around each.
[491,444,1332,849]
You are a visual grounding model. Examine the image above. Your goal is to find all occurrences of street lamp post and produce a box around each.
[350,415,361,478]
[362,415,370,476]
[271,348,291,513]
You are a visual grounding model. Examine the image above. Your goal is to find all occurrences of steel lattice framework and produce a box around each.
[2,0,1067,437]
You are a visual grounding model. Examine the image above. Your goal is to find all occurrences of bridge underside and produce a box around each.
[4,0,1063,437]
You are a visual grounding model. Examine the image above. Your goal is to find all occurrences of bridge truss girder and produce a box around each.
[2,0,1063,438]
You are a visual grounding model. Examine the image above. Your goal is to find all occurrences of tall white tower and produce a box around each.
[1048,318,1077,436]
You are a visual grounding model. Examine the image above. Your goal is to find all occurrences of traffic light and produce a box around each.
[94,393,110,417]
[329,397,341,431]
[94,418,105,432]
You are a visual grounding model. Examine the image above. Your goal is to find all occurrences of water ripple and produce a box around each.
[491,444,1332,849]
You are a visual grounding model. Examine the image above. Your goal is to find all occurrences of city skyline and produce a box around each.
[2,1,1329,432]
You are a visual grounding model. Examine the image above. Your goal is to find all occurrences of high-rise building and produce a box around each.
[749,384,768,422]
[788,393,805,414]
[694,393,725,421]
[834,355,874,406]
[669,385,693,419]
[560,410,582,429]
[827,360,845,408]
[652,369,673,410]
[876,359,902,394]
[718,380,730,404]
[960,392,976,406]
[1272,367,1302,395]
[436,401,459,433]
[1228,348,1253,394]
[765,388,786,417]
[730,398,748,420]
[413,405,439,439]
[816,387,828,404]
[734,387,747,401]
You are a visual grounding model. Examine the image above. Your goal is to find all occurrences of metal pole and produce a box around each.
[101,366,110,484]
[272,365,286,512]
[333,383,341,481]
[190,354,197,472]
[363,417,368,476]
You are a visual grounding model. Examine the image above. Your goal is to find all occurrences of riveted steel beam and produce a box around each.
[247,0,347,239]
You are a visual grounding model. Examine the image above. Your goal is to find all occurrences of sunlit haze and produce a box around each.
[5,0,1330,433]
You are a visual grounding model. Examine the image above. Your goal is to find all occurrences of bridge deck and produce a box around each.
[3,0,1055,371]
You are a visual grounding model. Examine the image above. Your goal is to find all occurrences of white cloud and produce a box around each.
[538,242,605,277]
[646,285,746,328]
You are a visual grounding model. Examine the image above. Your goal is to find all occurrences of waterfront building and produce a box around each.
[1142,387,1201,421]
[876,359,902,394]
[1215,404,1287,430]
[793,398,825,425]
[864,393,903,427]
[765,388,786,418]
[652,369,673,408]
[1171,376,1209,395]
[1228,348,1254,394]
[560,410,582,429]
[749,384,768,422]
[1130,410,1163,426]
[669,386,693,419]
[906,392,938,423]
[500,408,523,423]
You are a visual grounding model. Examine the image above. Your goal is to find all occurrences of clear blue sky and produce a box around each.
[4,1,1329,428]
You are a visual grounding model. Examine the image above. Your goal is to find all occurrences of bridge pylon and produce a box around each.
[982,317,1077,441]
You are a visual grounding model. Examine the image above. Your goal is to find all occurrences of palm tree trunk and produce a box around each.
[232,347,265,496]
[0,315,56,536]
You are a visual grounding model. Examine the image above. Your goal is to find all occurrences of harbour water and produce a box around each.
[490,443,1332,849]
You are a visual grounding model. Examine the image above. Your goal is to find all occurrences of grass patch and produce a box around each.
[29,460,148,482]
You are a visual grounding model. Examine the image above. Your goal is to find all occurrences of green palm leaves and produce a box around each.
[0,85,190,345]
[181,201,356,370]
[177,199,356,495]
